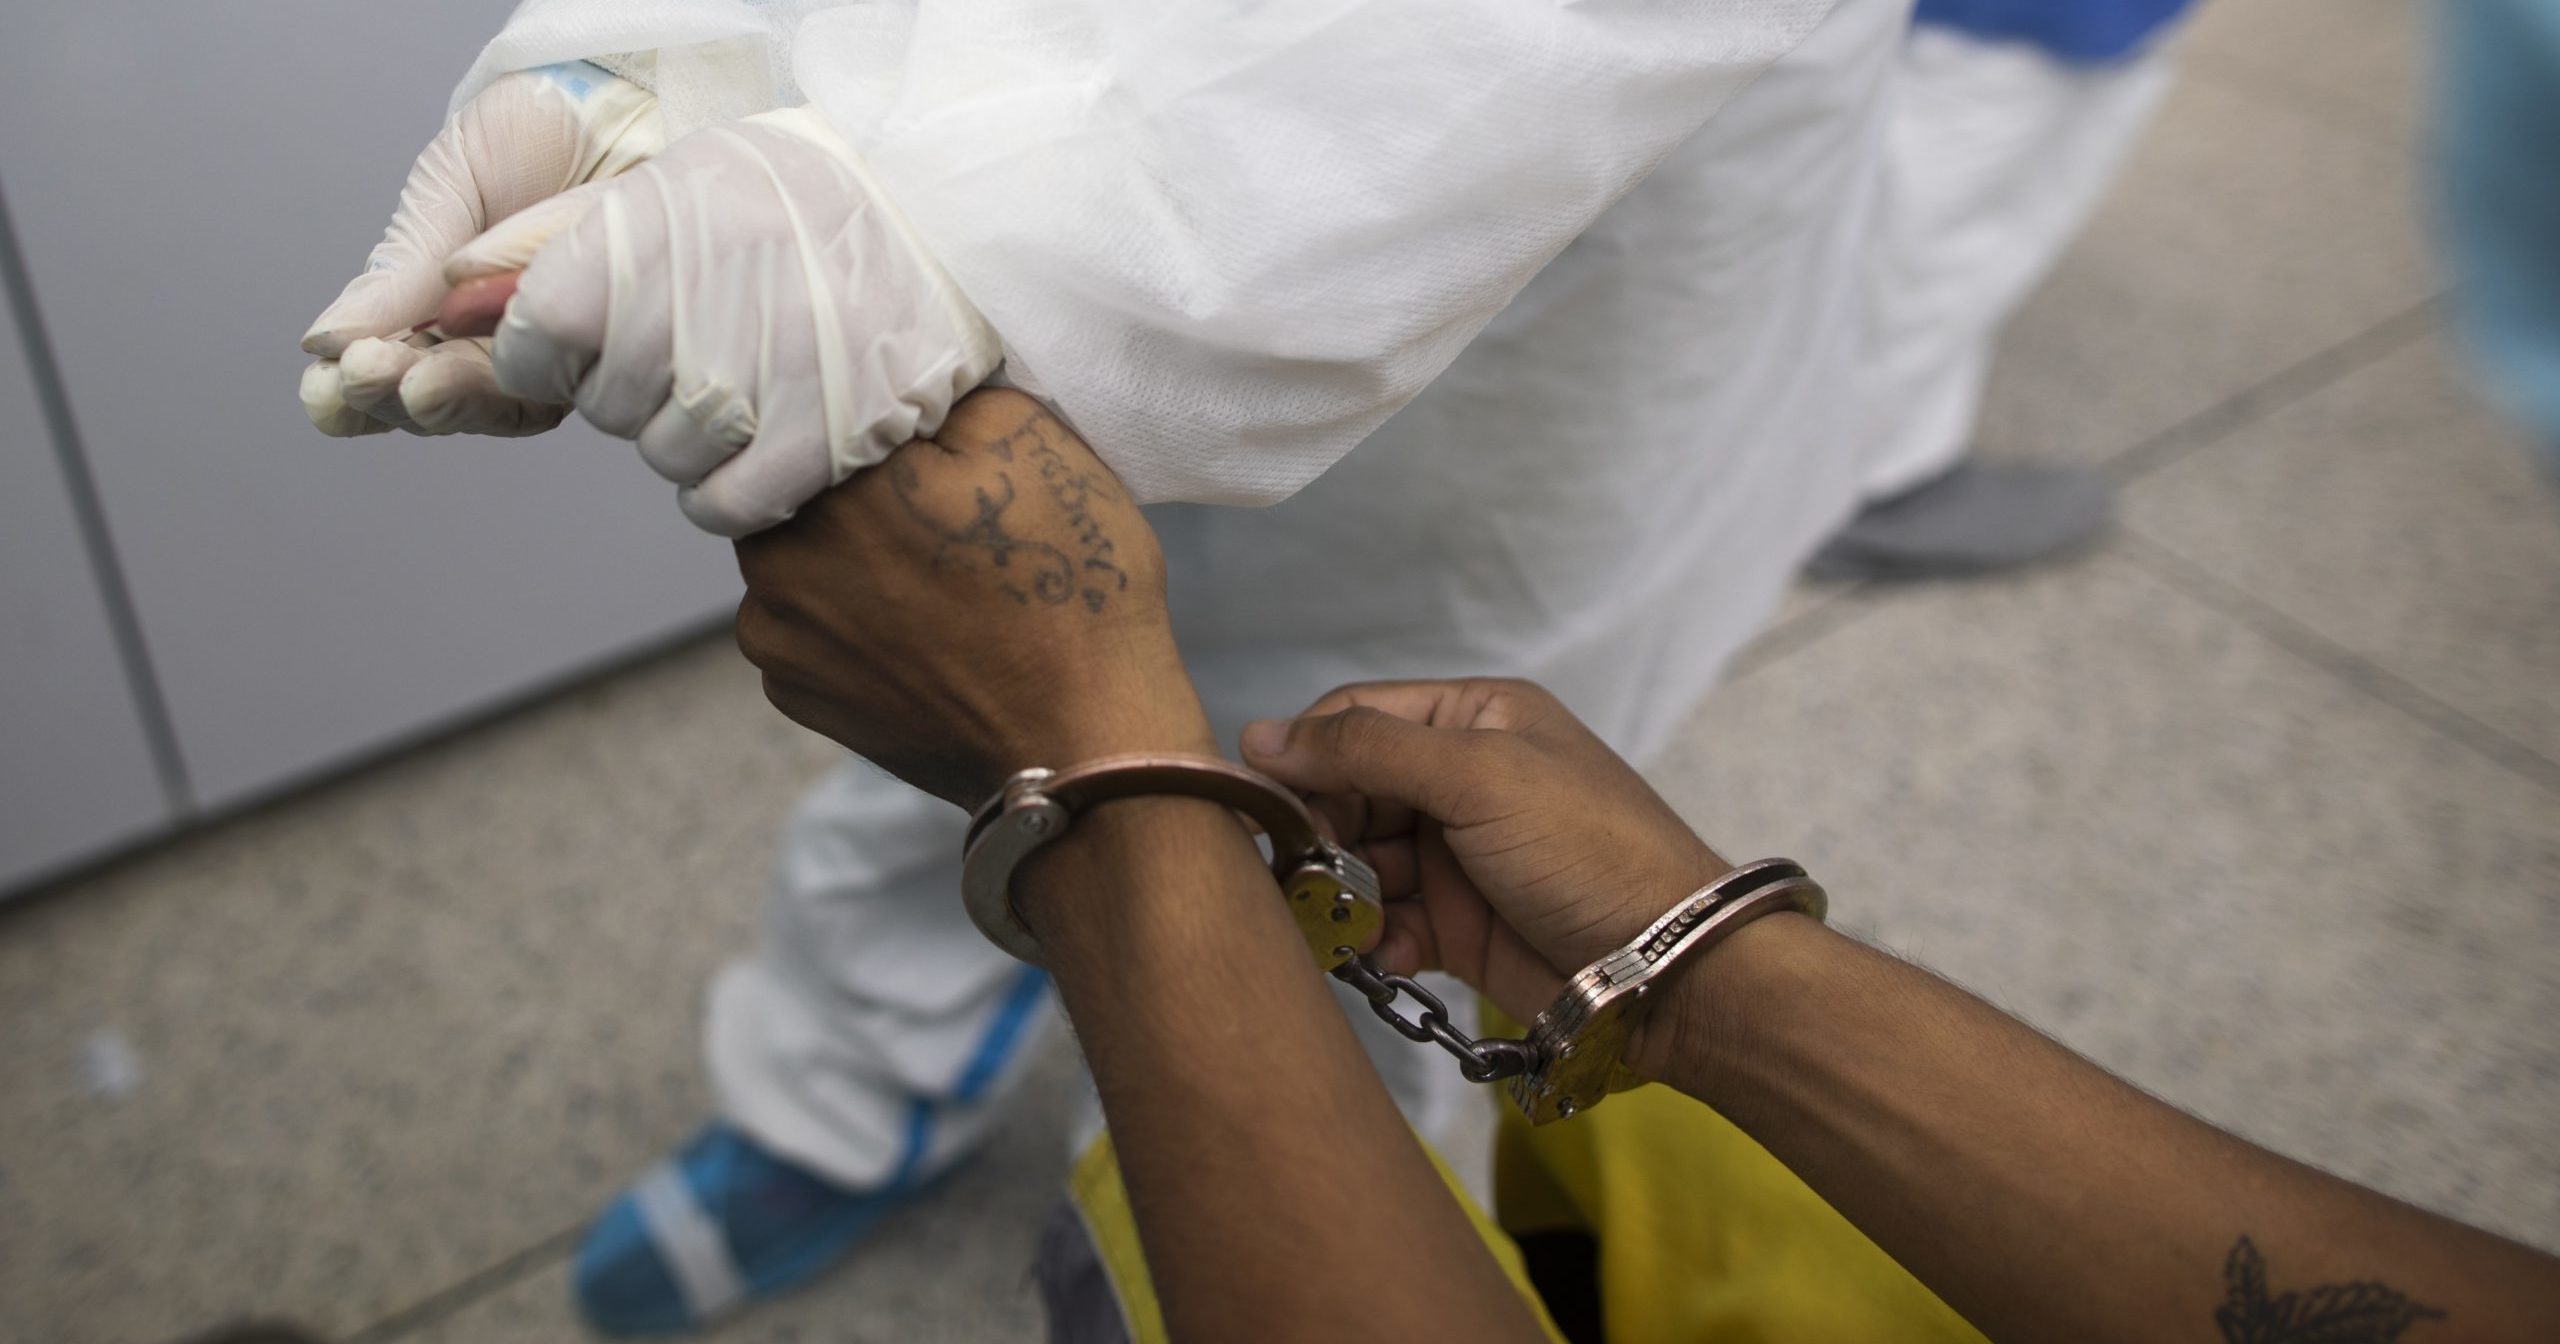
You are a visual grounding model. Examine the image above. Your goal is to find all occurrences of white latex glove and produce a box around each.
[481,106,1004,537]
[299,62,661,437]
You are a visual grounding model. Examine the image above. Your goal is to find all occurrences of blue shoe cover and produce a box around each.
[574,1123,927,1335]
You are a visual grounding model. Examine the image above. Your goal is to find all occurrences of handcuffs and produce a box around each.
[961,753,1826,1125]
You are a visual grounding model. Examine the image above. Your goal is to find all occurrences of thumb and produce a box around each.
[302,65,660,358]
[1243,707,1506,827]
[442,179,613,285]
[301,124,490,357]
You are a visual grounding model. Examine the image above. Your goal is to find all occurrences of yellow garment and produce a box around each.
[1066,1077,1983,1343]
[1494,1082,1986,1343]
[1066,1132,1568,1344]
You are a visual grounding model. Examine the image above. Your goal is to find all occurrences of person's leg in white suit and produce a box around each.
[571,0,1910,1332]
[1811,18,2181,581]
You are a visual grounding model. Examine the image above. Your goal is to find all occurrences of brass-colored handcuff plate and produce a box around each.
[960,754,1384,972]
[1511,859,1825,1124]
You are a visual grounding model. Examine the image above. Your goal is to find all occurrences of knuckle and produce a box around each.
[507,242,600,345]
[731,538,781,589]
[682,442,833,539]
[731,596,783,669]
[756,672,811,726]
[1329,705,1394,752]
[1325,681,1416,721]
[1473,677,1557,731]
[1467,726,1541,777]
[680,478,777,539]
[577,395,654,442]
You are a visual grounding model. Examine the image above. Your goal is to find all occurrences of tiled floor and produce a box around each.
[9,3,2556,1341]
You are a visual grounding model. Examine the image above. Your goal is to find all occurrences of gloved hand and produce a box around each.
[299,62,662,438]
[483,106,1004,536]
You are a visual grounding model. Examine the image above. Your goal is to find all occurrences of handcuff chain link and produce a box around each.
[1331,954,1535,1084]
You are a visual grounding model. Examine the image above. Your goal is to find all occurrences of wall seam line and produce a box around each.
[0,175,195,815]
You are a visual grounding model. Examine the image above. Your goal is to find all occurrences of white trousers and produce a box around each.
[704,0,1910,1191]
[1854,22,2181,500]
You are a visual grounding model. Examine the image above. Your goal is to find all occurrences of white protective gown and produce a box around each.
[456,0,1906,1189]
[1854,19,2179,500]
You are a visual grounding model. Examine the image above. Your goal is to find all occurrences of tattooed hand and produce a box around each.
[734,389,1214,805]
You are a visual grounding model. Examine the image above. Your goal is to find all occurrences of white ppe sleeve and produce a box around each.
[454,0,1837,506]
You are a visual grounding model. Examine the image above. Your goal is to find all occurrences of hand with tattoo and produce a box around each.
[734,388,1214,804]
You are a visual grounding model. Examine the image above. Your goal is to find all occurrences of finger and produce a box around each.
[435,273,520,340]
[1376,903,1442,978]
[334,334,570,438]
[1240,705,1506,825]
[299,360,393,437]
[678,434,832,538]
[489,184,619,405]
[500,180,675,436]
[490,293,599,409]
[1293,679,1479,727]
[636,383,757,485]
[1417,826,1567,1019]
[1358,835,1420,901]
[335,336,431,426]
[399,340,573,437]
[1258,685,1496,842]
[1254,681,1523,841]
[1308,786,1415,858]
[551,174,677,442]
[1310,790,1425,907]
[1296,677,1561,738]
[1305,792,1370,846]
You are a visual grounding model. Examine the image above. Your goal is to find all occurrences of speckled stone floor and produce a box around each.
[7,3,2553,1342]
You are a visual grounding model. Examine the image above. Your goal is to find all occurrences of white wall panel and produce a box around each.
[0,219,173,892]
[0,6,742,808]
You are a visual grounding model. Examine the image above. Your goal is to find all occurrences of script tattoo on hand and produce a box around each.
[2215,1236,2445,1343]
[889,410,1132,613]
[1026,434,1131,614]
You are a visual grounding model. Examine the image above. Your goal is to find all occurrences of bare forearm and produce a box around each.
[1021,799,1545,1343]
[1635,914,2560,1343]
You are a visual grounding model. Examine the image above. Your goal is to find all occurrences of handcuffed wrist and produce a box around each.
[979,701,1218,806]
[1622,909,1830,1086]
[960,753,1383,974]
[1011,795,1255,959]
[1505,861,1825,1124]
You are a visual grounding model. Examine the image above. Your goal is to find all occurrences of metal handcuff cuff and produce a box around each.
[960,753,1827,1125]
